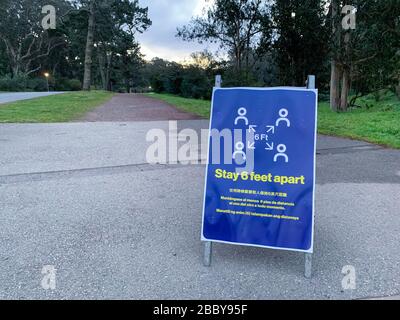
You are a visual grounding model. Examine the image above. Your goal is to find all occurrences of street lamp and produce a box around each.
[44,72,50,92]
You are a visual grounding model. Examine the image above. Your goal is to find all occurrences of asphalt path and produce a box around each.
[0,120,399,299]
[0,92,64,104]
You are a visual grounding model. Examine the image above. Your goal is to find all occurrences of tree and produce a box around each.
[0,0,68,77]
[95,0,150,91]
[142,57,216,99]
[329,0,341,111]
[350,0,400,102]
[329,0,400,111]
[82,0,95,90]
[272,0,329,87]
[76,0,151,90]
[0,41,8,76]
[0,0,151,92]
[177,0,272,85]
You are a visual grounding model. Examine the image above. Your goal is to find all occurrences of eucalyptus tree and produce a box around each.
[271,0,329,87]
[177,0,272,85]
[0,0,70,77]
[70,0,151,90]
[329,0,400,111]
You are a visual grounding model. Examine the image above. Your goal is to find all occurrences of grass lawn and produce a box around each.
[146,92,400,149]
[318,94,400,149]
[146,93,212,118]
[0,91,114,123]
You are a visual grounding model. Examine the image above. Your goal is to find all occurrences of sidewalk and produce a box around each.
[0,92,64,104]
[0,120,399,299]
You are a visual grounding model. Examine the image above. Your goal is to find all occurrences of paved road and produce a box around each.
[81,94,202,122]
[0,120,399,300]
[0,92,64,104]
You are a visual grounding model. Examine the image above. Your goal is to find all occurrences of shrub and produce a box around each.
[55,78,82,91]
[27,78,48,92]
[180,74,211,100]
[0,75,28,91]
[66,79,82,91]
[318,93,330,102]
[151,77,165,93]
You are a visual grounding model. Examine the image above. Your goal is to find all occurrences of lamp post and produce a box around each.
[44,72,50,92]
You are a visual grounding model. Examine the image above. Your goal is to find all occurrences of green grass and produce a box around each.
[0,91,114,123]
[318,93,400,149]
[146,93,212,118]
[146,92,400,149]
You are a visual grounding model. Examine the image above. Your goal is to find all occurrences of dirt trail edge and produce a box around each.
[80,93,203,122]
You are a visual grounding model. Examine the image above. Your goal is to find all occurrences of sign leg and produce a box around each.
[305,253,312,278]
[305,75,315,279]
[203,241,212,267]
[307,75,316,89]
[201,75,219,268]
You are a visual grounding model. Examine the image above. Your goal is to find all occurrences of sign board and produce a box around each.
[202,88,318,253]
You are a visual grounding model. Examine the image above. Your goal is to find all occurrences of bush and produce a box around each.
[0,75,84,92]
[181,78,211,100]
[0,75,28,91]
[0,75,52,92]
[318,93,330,102]
[55,78,69,91]
[55,78,82,91]
[66,79,82,91]
[180,68,212,100]
[151,77,165,93]
[27,78,49,92]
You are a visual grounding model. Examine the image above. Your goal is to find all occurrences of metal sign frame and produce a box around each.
[202,75,317,278]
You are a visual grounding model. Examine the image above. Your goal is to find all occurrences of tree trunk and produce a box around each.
[11,65,19,78]
[125,78,130,93]
[291,56,296,87]
[235,45,242,75]
[340,67,350,111]
[82,0,95,91]
[106,53,112,91]
[98,52,107,90]
[330,61,341,111]
[340,31,351,111]
[329,0,341,111]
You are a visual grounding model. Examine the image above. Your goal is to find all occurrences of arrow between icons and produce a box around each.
[248,141,255,150]
[266,126,275,134]
[265,142,274,151]
[248,125,257,133]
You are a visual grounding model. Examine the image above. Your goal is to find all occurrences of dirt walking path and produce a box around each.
[80,93,202,122]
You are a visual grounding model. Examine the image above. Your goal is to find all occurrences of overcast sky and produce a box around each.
[136,0,216,62]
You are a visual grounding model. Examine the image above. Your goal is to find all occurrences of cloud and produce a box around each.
[136,0,216,62]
